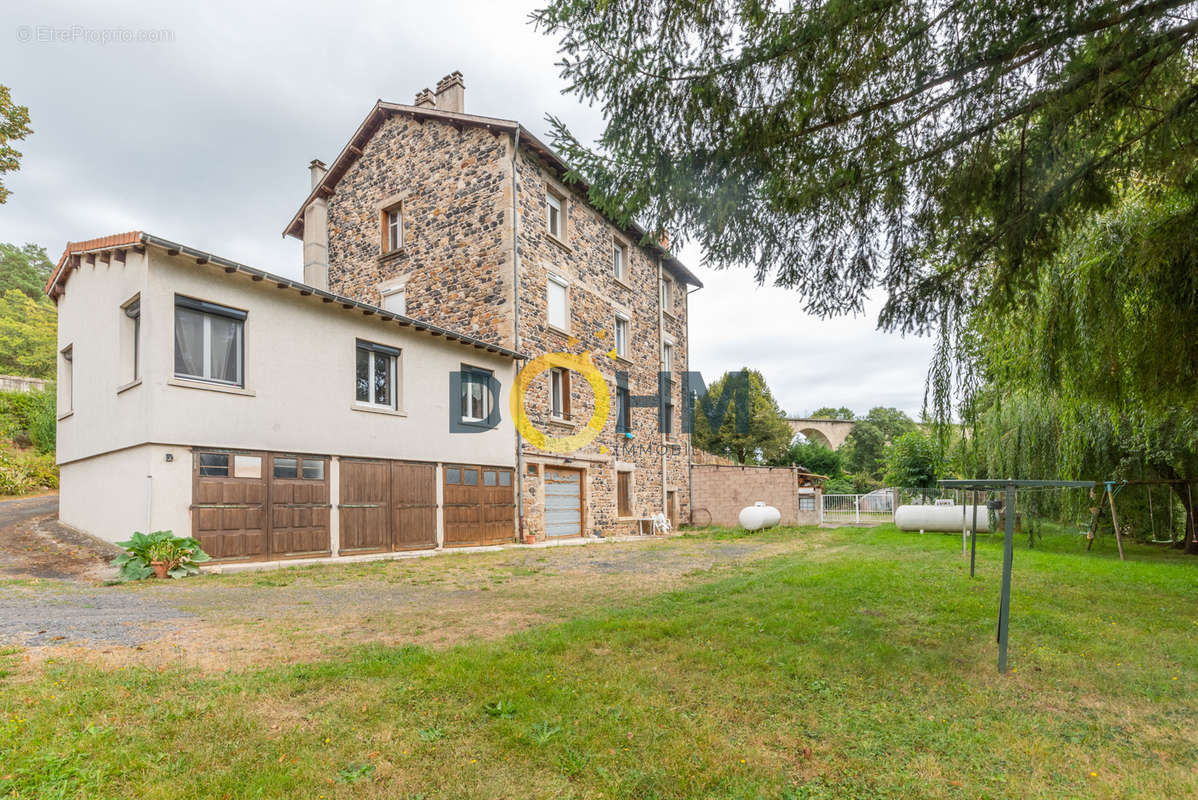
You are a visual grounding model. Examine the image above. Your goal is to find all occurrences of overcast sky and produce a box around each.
[0,0,933,418]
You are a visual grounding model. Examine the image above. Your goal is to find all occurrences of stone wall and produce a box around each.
[325,114,515,347]
[690,464,823,528]
[320,109,693,538]
[513,146,691,537]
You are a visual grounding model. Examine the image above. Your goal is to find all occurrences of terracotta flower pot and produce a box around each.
[151,560,169,579]
[524,534,537,545]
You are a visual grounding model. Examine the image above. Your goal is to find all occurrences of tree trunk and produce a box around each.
[1159,465,1198,554]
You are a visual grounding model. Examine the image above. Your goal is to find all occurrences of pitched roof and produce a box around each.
[283,100,703,289]
[47,232,524,360]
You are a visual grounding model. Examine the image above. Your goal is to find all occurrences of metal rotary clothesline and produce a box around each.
[938,479,1096,674]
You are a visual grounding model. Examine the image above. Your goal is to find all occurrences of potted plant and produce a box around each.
[111,530,212,581]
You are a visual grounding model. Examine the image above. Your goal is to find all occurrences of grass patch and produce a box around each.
[1,526,1194,798]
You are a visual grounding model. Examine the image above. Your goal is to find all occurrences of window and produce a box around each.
[273,457,298,479]
[662,394,674,436]
[355,340,400,410]
[484,470,497,486]
[547,275,568,330]
[446,468,461,485]
[660,278,673,311]
[616,385,631,434]
[198,453,229,477]
[273,457,325,480]
[498,471,512,487]
[617,471,632,517]
[460,366,492,423]
[546,190,563,239]
[233,455,261,479]
[59,345,73,414]
[614,315,629,359]
[302,459,325,480]
[662,341,673,373]
[613,240,627,281]
[122,296,140,383]
[463,468,479,486]
[800,496,816,512]
[174,296,246,387]
[380,285,406,315]
[550,367,571,419]
[381,202,403,253]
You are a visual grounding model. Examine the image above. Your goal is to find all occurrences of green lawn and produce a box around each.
[2,525,1195,799]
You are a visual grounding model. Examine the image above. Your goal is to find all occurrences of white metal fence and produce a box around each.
[820,490,897,525]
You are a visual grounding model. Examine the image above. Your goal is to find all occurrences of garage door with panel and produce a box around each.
[339,459,437,552]
[268,454,331,557]
[544,467,583,538]
[443,464,515,547]
[191,451,268,560]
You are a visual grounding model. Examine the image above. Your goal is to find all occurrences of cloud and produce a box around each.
[0,0,933,415]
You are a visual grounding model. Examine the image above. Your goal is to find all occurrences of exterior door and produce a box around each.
[192,451,268,560]
[267,454,331,557]
[443,464,515,547]
[666,490,678,529]
[391,461,437,550]
[338,459,391,553]
[544,467,583,538]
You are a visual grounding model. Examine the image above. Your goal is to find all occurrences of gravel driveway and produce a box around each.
[0,521,825,670]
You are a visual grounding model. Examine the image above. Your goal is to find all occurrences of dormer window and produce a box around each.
[381,202,403,254]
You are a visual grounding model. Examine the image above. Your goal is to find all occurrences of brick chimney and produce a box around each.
[414,88,435,108]
[434,71,465,113]
[303,159,329,290]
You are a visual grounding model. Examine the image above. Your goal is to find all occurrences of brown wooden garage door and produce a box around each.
[443,464,515,547]
[338,459,437,553]
[191,450,330,561]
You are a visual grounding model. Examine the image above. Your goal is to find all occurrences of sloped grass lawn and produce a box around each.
[2,526,1195,799]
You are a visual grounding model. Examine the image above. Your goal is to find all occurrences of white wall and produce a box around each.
[56,245,519,543]
[58,247,516,466]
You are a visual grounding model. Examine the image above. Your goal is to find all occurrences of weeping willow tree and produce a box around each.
[955,183,1198,551]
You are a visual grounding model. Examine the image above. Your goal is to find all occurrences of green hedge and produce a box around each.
[0,387,55,454]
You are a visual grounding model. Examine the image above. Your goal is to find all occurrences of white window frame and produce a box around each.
[174,297,245,388]
[614,313,629,359]
[662,340,673,373]
[122,295,140,384]
[613,240,627,281]
[383,203,403,253]
[380,284,407,315]
[547,274,569,331]
[550,367,566,419]
[660,277,673,311]
[546,190,564,239]
[461,365,492,424]
[355,340,399,410]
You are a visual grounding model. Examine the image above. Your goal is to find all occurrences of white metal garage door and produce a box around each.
[544,467,582,538]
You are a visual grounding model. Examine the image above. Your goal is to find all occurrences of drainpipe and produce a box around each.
[686,284,698,524]
[511,125,525,541]
[658,256,666,518]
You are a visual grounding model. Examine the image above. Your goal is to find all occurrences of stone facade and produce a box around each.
[326,115,514,345]
[313,104,694,539]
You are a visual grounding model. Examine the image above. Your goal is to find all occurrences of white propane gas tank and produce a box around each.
[894,504,993,533]
[739,502,781,531]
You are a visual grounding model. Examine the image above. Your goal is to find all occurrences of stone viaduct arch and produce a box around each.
[786,418,856,450]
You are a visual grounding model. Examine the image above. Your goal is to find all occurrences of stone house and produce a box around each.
[284,72,702,540]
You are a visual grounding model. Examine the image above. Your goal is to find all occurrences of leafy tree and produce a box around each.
[0,290,56,379]
[0,243,55,300]
[958,185,1198,552]
[841,421,887,479]
[883,431,939,488]
[778,438,842,477]
[862,407,917,442]
[0,85,32,204]
[808,406,854,420]
[691,368,793,464]
[533,1,1198,336]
